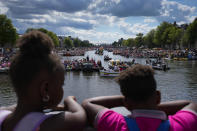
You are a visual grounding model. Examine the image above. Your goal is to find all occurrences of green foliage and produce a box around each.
[73,38,81,47]
[117,38,123,46]
[38,28,59,46]
[112,41,118,47]
[135,33,144,47]
[0,14,18,47]
[153,22,184,49]
[122,38,136,47]
[168,27,184,49]
[111,19,197,49]
[38,28,48,34]
[154,22,173,47]
[80,40,93,47]
[64,37,73,48]
[185,19,197,47]
[127,38,136,47]
[122,40,128,47]
[181,31,189,47]
[46,31,59,47]
[144,29,156,48]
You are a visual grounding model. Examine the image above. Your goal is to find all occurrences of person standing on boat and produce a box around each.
[86,55,89,62]
[82,64,197,131]
[0,31,86,131]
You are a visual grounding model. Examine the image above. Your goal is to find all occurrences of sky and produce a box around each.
[0,0,197,44]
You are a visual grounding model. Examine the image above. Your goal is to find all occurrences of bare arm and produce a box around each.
[157,100,197,115]
[82,95,125,126]
[0,104,16,111]
[41,96,86,131]
[63,96,87,130]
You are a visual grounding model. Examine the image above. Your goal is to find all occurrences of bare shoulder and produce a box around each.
[40,111,86,131]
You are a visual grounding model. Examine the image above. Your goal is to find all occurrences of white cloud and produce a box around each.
[185,15,197,23]
[1,0,197,43]
[158,0,196,23]
[118,20,156,35]
[0,2,9,14]
[59,27,131,43]
[144,18,156,23]
[89,0,162,17]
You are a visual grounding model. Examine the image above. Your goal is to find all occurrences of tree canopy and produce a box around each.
[63,37,73,48]
[111,18,197,49]
[0,14,18,47]
[184,18,197,48]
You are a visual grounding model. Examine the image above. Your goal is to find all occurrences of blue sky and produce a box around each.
[0,0,196,44]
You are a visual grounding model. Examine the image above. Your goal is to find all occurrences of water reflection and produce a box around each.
[0,75,16,106]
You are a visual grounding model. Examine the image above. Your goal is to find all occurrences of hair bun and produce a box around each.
[17,31,54,57]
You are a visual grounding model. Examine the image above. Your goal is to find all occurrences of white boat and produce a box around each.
[100,69,120,77]
[0,67,9,73]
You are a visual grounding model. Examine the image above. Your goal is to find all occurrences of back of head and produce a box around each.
[9,31,64,97]
[116,64,156,102]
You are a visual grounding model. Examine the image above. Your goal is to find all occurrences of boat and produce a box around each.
[0,67,9,73]
[108,59,120,69]
[151,60,170,71]
[151,64,170,71]
[173,57,188,61]
[82,63,94,72]
[100,69,120,77]
[104,55,112,61]
[146,59,170,71]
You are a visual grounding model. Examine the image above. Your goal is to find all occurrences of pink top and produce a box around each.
[95,109,197,131]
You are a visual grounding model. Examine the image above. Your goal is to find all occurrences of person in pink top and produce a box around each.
[82,64,197,131]
[0,31,86,131]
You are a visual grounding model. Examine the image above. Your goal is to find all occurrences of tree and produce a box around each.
[64,37,73,48]
[127,38,136,47]
[185,18,197,48]
[135,33,144,47]
[0,14,18,47]
[46,31,59,47]
[122,40,128,47]
[118,38,124,46]
[38,28,48,34]
[81,40,92,47]
[168,27,184,49]
[38,28,59,47]
[122,38,136,47]
[73,38,81,47]
[144,29,156,48]
[154,22,172,47]
[112,41,118,47]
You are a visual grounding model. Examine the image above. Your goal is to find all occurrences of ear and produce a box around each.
[156,90,161,105]
[40,80,49,98]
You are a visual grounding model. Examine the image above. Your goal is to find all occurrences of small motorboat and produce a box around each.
[151,64,170,71]
[100,69,120,77]
[151,59,170,71]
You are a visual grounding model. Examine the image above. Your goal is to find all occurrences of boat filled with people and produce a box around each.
[146,58,170,71]
[63,58,103,72]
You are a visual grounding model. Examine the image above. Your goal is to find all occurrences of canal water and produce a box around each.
[0,50,197,107]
